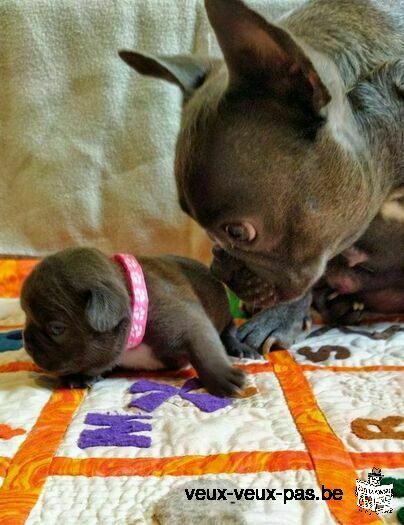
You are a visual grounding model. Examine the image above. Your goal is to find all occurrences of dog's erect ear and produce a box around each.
[119,50,211,98]
[205,0,330,114]
[85,286,127,333]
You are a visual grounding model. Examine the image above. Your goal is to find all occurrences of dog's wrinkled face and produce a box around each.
[120,0,374,307]
[176,96,345,307]
[21,248,130,377]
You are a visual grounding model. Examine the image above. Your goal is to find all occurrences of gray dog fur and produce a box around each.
[20,247,259,395]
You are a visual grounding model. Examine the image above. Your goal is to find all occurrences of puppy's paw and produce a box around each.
[237,293,311,350]
[62,374,103,389]
[201,366,246,398]
[313,287,364,325]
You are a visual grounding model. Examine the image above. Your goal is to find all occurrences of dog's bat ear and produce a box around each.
[205,0,330,115]
[119,50,212,99]
[85,285,126,333]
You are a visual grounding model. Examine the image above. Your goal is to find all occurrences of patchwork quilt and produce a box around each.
[0,260,403,525]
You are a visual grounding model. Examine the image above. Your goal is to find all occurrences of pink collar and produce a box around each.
[113,253,149,349]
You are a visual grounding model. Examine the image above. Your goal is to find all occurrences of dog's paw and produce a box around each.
[227,339,264,360]
[62,374,103,389]
[201,366,246,398]
[221,323,264,360]
[237,293,311,350]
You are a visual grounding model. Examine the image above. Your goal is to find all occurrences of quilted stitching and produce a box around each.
[0,299,402,524]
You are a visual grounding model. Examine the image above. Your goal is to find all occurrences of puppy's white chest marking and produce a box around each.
[118,343,165,370]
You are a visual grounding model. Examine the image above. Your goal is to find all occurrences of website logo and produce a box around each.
[355,468,393,514]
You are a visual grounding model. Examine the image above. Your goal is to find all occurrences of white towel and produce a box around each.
[0,0,304,261]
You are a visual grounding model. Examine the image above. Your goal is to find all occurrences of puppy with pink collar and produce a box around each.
[20,247,255,396]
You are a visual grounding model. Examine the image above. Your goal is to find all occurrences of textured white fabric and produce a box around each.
[0,0,304,259]
[27,472,335,525]
[56,373,305,459]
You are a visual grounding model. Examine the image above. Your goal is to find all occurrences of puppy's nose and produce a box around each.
[212,244,224,258]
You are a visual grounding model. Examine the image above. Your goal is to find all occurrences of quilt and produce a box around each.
[0,260,403,525]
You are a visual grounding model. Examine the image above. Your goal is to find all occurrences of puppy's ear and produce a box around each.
[205,0,330,115]
[119,50,212,99]
[85,285,127,333]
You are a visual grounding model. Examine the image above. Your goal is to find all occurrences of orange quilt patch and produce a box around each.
[0,260,38,298]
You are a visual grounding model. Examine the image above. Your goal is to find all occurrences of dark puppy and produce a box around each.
[314,211,404,324]
[315,209,404,323]
[21,247,252,396]
[120,0,404,347]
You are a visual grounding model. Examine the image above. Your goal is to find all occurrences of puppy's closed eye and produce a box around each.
[46,321,66,338]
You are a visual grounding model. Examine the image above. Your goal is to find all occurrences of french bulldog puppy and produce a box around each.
[20,247,253,396]
[119,0,404,347]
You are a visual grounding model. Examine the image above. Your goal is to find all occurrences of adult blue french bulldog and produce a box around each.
[120,0,404,349]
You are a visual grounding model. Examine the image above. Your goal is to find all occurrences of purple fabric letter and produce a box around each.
[129,378,232,413]
[78,413,152,448]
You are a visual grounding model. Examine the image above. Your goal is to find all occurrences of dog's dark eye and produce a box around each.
[223,222,256,242]
[47,321,66,337]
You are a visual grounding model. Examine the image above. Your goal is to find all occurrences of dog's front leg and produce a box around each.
[236,292,312,351]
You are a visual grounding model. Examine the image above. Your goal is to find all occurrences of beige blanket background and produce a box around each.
[0,0,303,261]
